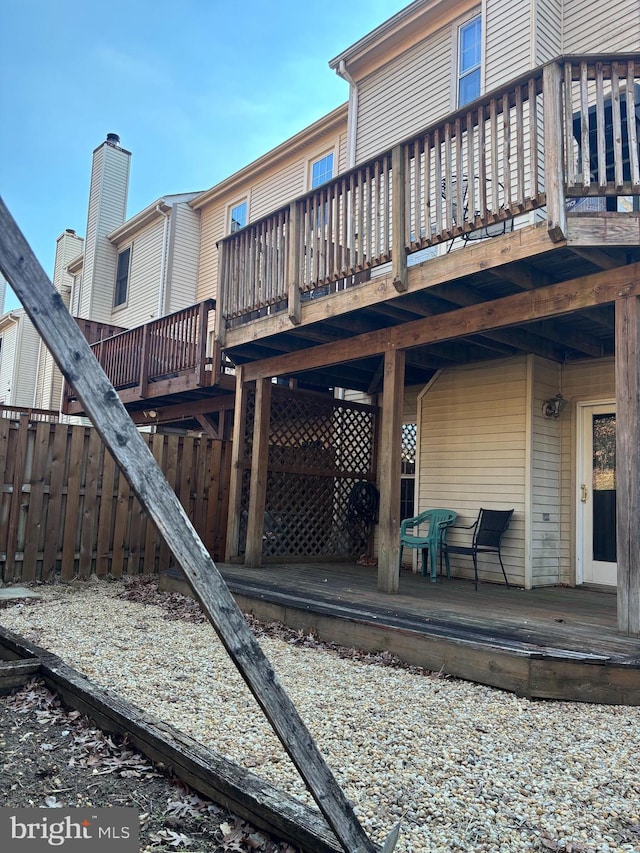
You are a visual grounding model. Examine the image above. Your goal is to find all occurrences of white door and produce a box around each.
[579,403,616,586]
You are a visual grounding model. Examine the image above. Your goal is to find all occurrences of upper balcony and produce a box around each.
[66,56,640,414]
[217,55,640,388]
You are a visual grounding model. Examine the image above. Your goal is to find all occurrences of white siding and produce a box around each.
[355,24,452,164]
[112,218,164,328]
[559,358,615,584]
[80,141,130,322]
[166,204,199,314]
[563,0,640,52]
[418,358,528,586]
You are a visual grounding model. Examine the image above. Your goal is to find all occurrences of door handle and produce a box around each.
[581,484,589,503]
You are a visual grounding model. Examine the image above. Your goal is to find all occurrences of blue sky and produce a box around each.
[0,0,409,312]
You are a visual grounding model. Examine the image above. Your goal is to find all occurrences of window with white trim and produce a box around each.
[229,200,247,234]
[457,15,482,107]
[310,152,334,189]
[114,246,131,308]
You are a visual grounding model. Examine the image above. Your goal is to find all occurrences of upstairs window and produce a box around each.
[114,246,131,308]
[311,152,334,189]
[229,200,247,234]
[458,15,482,107]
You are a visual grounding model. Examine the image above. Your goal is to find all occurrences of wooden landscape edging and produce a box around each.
[0,626,341,853]
[0,198,380,853]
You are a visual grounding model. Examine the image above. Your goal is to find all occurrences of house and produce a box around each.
[64,1,640,635]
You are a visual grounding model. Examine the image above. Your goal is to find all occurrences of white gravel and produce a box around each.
[1,580,639,853]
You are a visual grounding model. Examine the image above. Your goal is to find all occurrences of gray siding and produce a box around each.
[0,321,18,403]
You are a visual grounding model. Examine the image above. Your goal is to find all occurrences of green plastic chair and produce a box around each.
[399,508,458,582]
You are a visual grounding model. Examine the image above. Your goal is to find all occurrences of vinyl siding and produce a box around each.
[35,231,84,410]
[0,322,17,404]
[530,357,562,586]
[196,128,346,303]
[484,0,532,92]
[534,0,562,64]
[111,217,164,328]
[418,358,528,586]
[166,204,199,314]
[14,318,41,407]
[563,0,640,52]
[80,142,130,322]
[355,24,452,164]
[558,358,615,584]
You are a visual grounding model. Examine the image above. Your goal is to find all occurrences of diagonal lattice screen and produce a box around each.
[239,387,377,559]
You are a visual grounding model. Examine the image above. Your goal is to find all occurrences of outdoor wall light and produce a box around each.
[542,394,567,419]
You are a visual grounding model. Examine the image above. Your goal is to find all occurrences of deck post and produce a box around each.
[214,241,228,348]
[615,293,640,636]
[287,201,301,325]
[377,348,404,593]
[391,144,408,292]
[542,61,567,242]
[245,377,272,568]
[138,323,150,398]
[226,366,248,560]
[0,199,378,853]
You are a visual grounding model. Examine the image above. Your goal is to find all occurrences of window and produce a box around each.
[114,246,131,308]
[400,423,417,521]
[229,200,247,234]
[311,152,334,189]
[458,15,481,107]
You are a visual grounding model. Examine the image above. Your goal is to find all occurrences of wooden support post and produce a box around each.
[391,145,408,292]
[226,366,248,560]
[542,62,567,242]
[138,323,150,398]
[287,201,301,325]
[0,198,378,853]
[215,241,228,348]
[615,294,640,636]
[245,378,272,568]
[196,300,210,387]
[377,348,405,594]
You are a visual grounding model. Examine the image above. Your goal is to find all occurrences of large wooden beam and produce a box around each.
[245,378,272,568]
[615,294,640,636]
[0,198,378,853]
[377,350,404,594]
[226,367,249,560]
[242,263,640,382]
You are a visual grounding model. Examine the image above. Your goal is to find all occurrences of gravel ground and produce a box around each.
[1,578,639,853]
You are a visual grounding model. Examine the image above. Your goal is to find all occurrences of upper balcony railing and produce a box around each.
[218,55,640,334]
[63,300,217,410]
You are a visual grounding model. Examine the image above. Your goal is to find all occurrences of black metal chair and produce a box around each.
[442,508,514,590]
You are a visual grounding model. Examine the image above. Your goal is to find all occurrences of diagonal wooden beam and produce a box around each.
[0,197,379,853]
[241,263,640,381]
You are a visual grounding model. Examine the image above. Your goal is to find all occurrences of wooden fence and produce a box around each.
[0,416,231,582]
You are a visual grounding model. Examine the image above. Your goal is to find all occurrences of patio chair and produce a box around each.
[399,508,457,582]
[442,508,514,590]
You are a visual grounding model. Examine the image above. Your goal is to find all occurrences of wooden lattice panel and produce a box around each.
[239,388,377,559]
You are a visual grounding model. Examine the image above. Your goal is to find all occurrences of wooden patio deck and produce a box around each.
[163,561,640,705]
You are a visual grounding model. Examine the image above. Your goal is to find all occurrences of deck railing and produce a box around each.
[218,54,640,332]
[65,301,216,406]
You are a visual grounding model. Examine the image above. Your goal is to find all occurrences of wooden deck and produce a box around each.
[163,561,640,705]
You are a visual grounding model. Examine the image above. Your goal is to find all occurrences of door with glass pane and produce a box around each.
[579,403,616,585]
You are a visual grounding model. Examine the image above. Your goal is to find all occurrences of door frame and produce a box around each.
[575,398,616,586]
